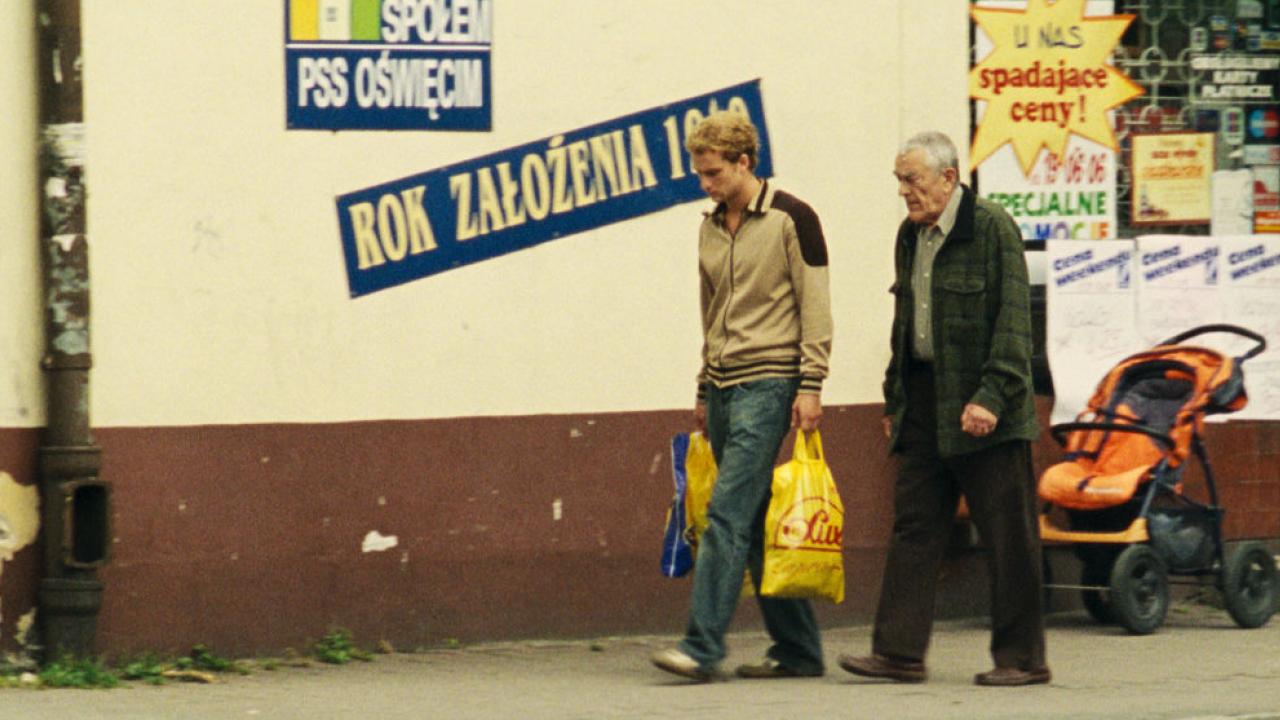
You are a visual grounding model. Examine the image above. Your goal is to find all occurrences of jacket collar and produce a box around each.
[933,185,964,239]
[706,178,772,221]
[949,183,976,244]
[902,183,975,247]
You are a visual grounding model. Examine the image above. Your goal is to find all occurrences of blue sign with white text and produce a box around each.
[285,0,492,131]
[335,80,772,297]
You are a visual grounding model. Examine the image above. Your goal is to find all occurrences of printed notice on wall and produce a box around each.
[1135,235,1225,347]
[1224,235,1280,420]
[335,80,771,297]
[1257,164,1280,233]
[285,0,492,131]
[1130,133,1214,226]
[1045,239,1140,424]
[1047,235,1280,422]
[1211,169,1255,236]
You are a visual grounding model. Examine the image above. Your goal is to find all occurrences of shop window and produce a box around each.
[969,0,1280,396]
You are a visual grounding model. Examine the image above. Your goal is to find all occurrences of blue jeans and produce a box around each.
[678,378,824,673]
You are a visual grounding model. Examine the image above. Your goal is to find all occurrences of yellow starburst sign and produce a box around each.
[970,0,1144,174]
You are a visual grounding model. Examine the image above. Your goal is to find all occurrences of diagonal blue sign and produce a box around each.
[335,80,771,297]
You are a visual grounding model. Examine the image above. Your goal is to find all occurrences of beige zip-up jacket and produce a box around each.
[697,180,833,400]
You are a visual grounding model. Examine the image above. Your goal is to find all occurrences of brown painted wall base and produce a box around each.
[1,403,1278,658]
[81,406,898,657]
[0,428,39,654]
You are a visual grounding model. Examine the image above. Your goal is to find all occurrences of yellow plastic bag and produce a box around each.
[683,431,717,549]
[760,430,845,603]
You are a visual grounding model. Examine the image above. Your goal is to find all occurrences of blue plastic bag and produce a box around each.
[660,433,696,577]
[660,432,718,577]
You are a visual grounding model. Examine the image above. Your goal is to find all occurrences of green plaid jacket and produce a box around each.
[882,185,1039,457]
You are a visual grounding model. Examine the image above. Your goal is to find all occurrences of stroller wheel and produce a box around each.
[1081,561,1114,624]
[1223,542,1279,629]
[1109,545,1169,635]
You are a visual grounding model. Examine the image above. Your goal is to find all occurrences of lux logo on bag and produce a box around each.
[771,496,844,552]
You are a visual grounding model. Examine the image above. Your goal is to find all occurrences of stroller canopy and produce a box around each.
[1039,331,1254,511]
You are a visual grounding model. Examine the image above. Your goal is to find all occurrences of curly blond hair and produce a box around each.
[684,111,758,170]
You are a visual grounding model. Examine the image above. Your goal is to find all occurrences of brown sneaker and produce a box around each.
[734,657,823,679]
[837,653,926,683]
[974,666,1052,686]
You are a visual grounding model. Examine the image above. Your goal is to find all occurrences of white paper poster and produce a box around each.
[1211,169,1255,237]
[1223,235,1280,420]
[1046,234,1280,422]
[1046,240,1141,424]
[1135,235,1226,348]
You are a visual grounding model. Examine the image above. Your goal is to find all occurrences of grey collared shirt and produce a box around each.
[911,186,962,361]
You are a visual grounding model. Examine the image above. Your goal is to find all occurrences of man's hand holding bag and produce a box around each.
[660,432,717,578]
[760,429,846,603]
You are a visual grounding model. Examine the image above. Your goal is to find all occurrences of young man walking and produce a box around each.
[651,111,833,682]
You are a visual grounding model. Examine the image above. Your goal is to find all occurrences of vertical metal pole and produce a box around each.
[36,0,107,660]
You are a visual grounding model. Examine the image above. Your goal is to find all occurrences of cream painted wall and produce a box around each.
[3,1,970,427]
[0,2,43,427]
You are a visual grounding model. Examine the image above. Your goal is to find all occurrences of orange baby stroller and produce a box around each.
[1038,324,1277,634]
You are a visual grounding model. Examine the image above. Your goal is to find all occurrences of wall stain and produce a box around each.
[0,472,40,651]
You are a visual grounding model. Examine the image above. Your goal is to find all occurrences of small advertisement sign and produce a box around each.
[1256,164,1280,233]
[1244,144,1280,165]
[285,0,492,131]
[980,140,1118,241]
[1130,132,1215,226]
[1190,53,1280,104]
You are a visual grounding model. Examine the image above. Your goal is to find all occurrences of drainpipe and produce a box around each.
[36,0,110,660]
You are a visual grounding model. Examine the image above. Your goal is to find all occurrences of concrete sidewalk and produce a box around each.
[1,604,1278,720]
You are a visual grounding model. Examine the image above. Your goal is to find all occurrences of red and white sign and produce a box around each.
[1256,165,1280,233]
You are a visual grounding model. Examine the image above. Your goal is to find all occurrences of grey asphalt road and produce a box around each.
[1,605,1278,720]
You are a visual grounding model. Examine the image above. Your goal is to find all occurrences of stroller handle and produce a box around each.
[1158,324,1267,362]
[1049,421,1175,451]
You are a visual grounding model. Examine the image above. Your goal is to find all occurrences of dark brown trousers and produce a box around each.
[872,361,1046,670]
